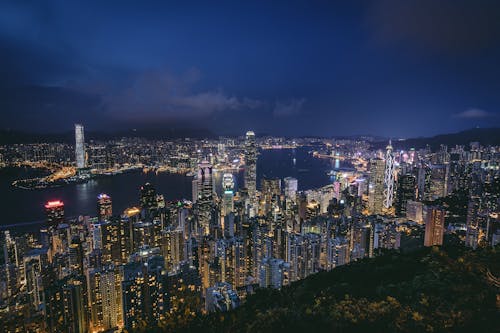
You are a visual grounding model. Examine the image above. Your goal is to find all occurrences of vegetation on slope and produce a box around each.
[142,245,499,333]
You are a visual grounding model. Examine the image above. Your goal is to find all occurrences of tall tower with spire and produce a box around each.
[383,140,395,210]
[244,131,257,207]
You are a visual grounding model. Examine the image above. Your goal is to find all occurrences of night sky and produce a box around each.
[1,0,500,137]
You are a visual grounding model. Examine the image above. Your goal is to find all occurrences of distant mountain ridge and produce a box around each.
[0,127,498,147]
[0,127,216,144]
[373,128,500,150]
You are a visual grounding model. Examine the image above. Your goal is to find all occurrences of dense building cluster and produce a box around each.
[0,129,499,332]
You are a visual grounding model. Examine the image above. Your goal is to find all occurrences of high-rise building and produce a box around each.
[222,173,234,217]
[284,177,298,201]
[87,267,123,331]
[374,222,401,250]
[45,200,65,227]
[122,254,167,329]
[160,227,184,272]
[424,206,445,246]
[69,237,84,275]
[259,257,290,289]
[284,177,298,218]
[325,237,350,269]
[197,161,214,235]
[23,248,49,313]
[428,164,449,200]
[1,231,19,300]
[140,183,157,212]
[45,277,88,333]
[192,177,199,203]
[62,279,88,333]
[244,131,257,208]
[219,237,246,288]
[75,123,86,169]
[205,282,240,313]
[98,218,132,265]
[417,164,431,201]
[406,200,424,224]
[465,197,482,249]
[261,178,281,215]
[97,193,112,221]
[395,174,416,216]
[89,144,109,170]
[368,159,385,215]
[383,140,395,210]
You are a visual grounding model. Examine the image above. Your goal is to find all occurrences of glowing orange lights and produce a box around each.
[45,200,64,208]
[125,207,140,217]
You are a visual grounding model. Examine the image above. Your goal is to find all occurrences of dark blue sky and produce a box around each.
[1,0,500,137]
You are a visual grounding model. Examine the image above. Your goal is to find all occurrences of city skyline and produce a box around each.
[0,125,498,332]
[1,1,500,137]
[0,2,499,332]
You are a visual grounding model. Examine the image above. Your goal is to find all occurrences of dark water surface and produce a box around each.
[0,147,349,227]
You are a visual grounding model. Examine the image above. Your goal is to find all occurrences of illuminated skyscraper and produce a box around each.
[244,131,257,207]
[395,174,416,216]
[69,237,84,275]
[24,248,49,313]
[261,178,281,215]
[74,123,86,169]
[195,161,214,235]
[383,140,395,210]
[284,177,298,201]
[45,277,88,333]
[259,257,290,289]
[368,159,385,215]
[428,164,449,200]
[45,200,65,227]
[423,206,445,246]
[122,254,167,329]
[465,197,485,249]
[87,267,123,331]
[222,173,234,216]
[62,279,88,333]
[160,227,185,272]
[406,200,424,224]
[97,193,112,221]
[140,183,157,212]
[205,282,240,313]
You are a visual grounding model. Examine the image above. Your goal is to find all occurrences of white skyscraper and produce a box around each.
[75,124,86,169]
[383,140,395,209]
[222,173,235,216]
[284,177,298,201]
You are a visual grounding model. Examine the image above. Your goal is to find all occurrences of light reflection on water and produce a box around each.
[0,147,353,227]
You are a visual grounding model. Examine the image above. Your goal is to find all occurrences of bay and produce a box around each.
[0,147,350,228]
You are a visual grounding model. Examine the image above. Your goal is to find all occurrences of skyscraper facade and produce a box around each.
[284,177,298,201]
[222,173,234,217]
[97,193,112,221]
[383,140,395,210]
[244,131,257,208]
[75,124,86,169]
[197,161,214,235]
[395,174,416,216]
[424,206,445,246]
[45,200,65,227]
[368,159,385,215]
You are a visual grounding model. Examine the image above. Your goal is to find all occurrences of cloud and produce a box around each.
[273,98,306,117]
[453,108,496,119]
[74,69,263,121]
